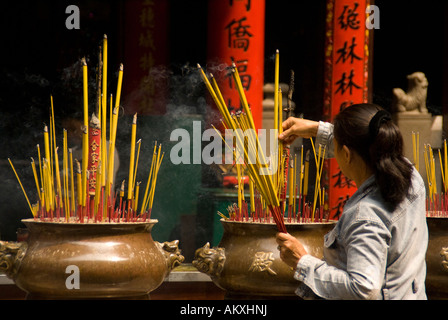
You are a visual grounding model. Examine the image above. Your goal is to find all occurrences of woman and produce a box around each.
[276,103,428,300]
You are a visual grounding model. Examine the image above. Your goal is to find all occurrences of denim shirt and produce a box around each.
[294,121,428,300]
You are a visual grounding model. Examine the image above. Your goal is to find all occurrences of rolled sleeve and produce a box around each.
[292,221,389,300]
[316,121,334,158]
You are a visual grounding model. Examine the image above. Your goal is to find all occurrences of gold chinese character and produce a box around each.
[248,251,277,276]
[90,152,99,165]
[139,52,155,71]
[90,140,99,152]
[140,6,155,29]
[139,30,155,50]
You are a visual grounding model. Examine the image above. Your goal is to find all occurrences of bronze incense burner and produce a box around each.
[193,219,336,298]
[426,216,448,299]
[0,218,184,299]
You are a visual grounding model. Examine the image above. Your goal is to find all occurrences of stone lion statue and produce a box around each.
[392,72,428,113]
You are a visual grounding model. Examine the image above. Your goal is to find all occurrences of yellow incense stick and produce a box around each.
[101,35,108,188]
[274,49,279,131]
[249,177,255,213]
[37,144,43,192]
[94,162,102,216]
[293,153,298,211]
[43,126,54,210]
[8,158,35,217]
[105,64,123,203]
[312,144,322,219]
[63,129,69,219]
[81,126,88,207]
[141,142,157,214]
[134,182,141,212]
[82,58,89,207]
[43,126,51,172]
[109,94,113,142]
[288,158,294,206]
[54,147,63,210]
[412,132,416,167]
[415,132,419,172]
[424,145,431,198]
[31,158,41,202]
[69,149,75,215]
[42,161,51,212]
[303,150,310,197]
[443,139,448,193]
[278,88,283,195]
[237,163,242,209]
[148,149,164,211]
[128,114,137,200]
[115,64,124,109]
[75,159,82,207]
[200,65,278,209]
[133,139,142,190]
[439,149,445,192]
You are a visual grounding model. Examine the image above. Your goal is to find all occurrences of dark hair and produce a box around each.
[333,103,413,207]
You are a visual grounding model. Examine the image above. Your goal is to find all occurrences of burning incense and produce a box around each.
[69,149,75,216]
[101,35,108,189]
[31,158,41,202]
[81,58,89,208]
[127,113,137,202]
[198,62,286,232]
[133,139,142,191]
[274,49,279,132]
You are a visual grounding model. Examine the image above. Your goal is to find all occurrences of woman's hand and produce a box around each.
[278,117,319,145]
[276,232,308,269]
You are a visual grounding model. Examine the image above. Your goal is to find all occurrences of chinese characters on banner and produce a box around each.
[88,126,101,195]
[123,0,169,115]
[323,0,370,219]
[207,0,265,130]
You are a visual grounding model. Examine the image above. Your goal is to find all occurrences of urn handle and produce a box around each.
[441,247,448,272]
[192,242,226,278]
[0,241,27,279]
[156,240,184,272]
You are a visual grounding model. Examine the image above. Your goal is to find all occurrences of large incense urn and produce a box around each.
[193,219,336,298]
[0,219,184,299]
[426,217,448,299]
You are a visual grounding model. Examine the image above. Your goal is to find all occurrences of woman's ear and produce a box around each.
[342,145,352,164]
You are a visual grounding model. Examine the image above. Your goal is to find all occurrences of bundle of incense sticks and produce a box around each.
[198,50,329,230]
[216,142,329,224]
[8,35,164,223]
[423,138,448,218]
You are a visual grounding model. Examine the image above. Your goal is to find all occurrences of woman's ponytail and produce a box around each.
[333,103,413,207]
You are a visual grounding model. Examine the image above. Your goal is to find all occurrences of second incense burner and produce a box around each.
[193,219,335,298]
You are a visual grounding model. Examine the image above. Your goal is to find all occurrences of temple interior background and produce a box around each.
[0,0,447,263]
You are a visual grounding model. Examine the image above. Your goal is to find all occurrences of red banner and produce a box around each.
[206,0,265,130]
[122,0,169,115]
[323,0,371,219]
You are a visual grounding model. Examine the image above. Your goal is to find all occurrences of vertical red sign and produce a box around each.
[206,0,265,130]
[123,0,169,115]
[323,0,371,219]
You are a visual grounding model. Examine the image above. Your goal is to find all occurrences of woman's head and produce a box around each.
[333,103,413,207]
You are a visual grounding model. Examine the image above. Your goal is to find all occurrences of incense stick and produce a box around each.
[8,158,35,217]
